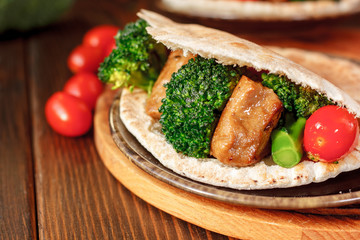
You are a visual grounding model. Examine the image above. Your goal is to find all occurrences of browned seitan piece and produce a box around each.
[210,75,283,167]
[145,50,195,119]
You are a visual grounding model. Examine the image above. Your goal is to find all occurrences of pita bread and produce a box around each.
[138,9,360,117]
[158,0,360,21]
[269,47,360,103]
[119,11,360,189]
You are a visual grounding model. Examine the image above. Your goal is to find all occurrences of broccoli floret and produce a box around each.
[294,86,334,118]
[262,73,333,118]
[261,74,297,112]
[159,56,244,158]
[98,19,167,94]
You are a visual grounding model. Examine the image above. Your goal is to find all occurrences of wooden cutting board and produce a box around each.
[94,88,360,240]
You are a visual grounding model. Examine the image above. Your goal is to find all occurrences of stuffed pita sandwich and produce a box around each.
[98,10,360,190]
[158,0,360,21]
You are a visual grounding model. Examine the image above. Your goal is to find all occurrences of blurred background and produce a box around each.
[1,0,360,34]
[2,0,360,57]
[1,0,360,239]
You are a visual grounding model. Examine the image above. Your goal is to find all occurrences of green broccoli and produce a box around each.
[261,73,333,118]
[294,86,334,118]
[98,19,167,94]
[159,56,244,158]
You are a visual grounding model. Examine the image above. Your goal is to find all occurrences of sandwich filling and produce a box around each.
[98,10,360,189]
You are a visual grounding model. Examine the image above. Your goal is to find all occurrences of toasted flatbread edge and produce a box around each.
[158,0,360,21]
[138,9,360,118]
[120,87,360,190]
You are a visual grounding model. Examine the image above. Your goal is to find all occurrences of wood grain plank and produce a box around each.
[27,0,233,239]
[94,87,360,239]
[0,37,36,239]
[24,1,360,239]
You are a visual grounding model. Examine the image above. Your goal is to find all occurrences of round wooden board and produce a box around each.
[94,88,360,240]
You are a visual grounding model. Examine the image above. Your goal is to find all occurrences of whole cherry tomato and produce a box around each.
[64,72,103,110]
[304,105,359,162]
[67,45,103,73]
[83,25,119,57]
[45,92,92,137]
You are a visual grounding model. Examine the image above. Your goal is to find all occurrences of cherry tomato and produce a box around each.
[64,72,103,110]
[104,40,116,58]
[83,25,119,57]
[304,105,359,162]
[45,92,92,137]
[67,45,103,73]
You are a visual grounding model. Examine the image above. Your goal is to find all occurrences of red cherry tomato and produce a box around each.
[104,40,116,57]
[304,105,359,162]
[45,92,92,137]
[64,72,103,110]
[83,25,119,57]
[67,45,103,73]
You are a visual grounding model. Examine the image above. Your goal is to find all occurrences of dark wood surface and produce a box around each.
[1,0,360,239]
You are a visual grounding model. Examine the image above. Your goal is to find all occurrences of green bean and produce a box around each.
[271,114,306,168]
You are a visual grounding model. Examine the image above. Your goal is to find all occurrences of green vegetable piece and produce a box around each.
[261,73,333,118]
[159,56,244,158]
[98,19,167,94]
[271,114,306,168]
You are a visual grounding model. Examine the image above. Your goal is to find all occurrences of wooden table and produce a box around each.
[1,0,360,239]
